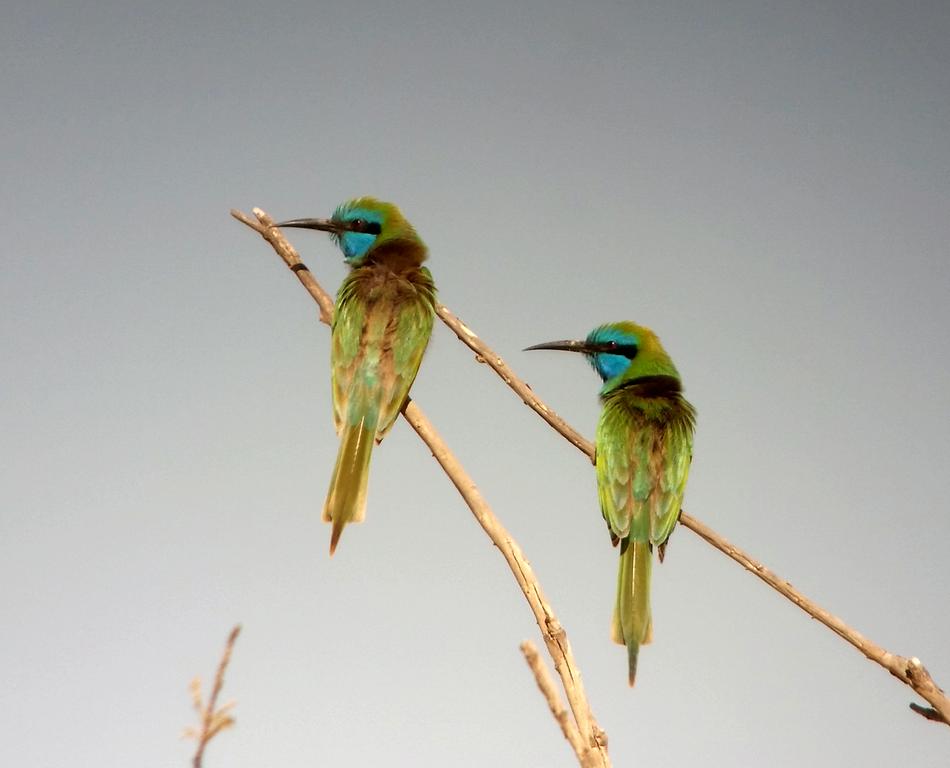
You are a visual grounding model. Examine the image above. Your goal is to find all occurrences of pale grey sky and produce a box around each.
[2,1,949,766]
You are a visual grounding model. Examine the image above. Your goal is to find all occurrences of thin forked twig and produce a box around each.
[185,624,242,768]
[435,284,950,728]
[232,208,610,767]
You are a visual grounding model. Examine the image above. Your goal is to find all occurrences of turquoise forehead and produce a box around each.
[333,202,385,224]
[587,325,639,348]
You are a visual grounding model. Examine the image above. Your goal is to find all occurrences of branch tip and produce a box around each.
[187,624,242,768]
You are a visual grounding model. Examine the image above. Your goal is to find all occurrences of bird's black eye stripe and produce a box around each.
[598,341,638,358]
[347,219,382,235]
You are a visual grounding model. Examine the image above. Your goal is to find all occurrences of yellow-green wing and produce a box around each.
[651,411,694,546]
[330,275,366,433]
[597,396,694,547]
[376,289,434,439]
[596,399,651,543]
[331,267,435,439]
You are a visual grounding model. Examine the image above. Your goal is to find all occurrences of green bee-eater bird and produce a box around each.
[527,322,695,685]
[276,198,436,555]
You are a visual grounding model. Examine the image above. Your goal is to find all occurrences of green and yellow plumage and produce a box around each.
[528,321,695,684]
[277,197,436,554]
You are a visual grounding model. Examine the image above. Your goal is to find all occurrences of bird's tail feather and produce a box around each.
[323,412,377,555]
[611,539,653,686]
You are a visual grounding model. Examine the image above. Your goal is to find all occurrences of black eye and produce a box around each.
[599,340,637,358]
[348,218,381,235]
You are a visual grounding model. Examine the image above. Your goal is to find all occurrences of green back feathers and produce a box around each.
[526,320,695,684]
[278,196,437,554]
[331,265,435,437]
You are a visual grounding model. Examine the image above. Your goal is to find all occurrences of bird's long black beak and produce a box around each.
[273,217,343,234]
[523,339,590,354]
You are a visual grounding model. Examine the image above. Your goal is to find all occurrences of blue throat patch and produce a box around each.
[339,231,378,261]
[333,205,384,262]
[586,326,639,382]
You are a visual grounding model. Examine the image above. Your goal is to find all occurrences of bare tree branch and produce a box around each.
[911,703,947,723]
[185,624,242,768]
[400,401,609,765]
[236,200,950,736]
[435,284,950,728]
[681,513,950,724]
[438,304,594,459]
[232,208,610,766]
[521,641,588,758]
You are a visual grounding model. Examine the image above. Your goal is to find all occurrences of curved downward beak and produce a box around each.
[274,218,343,234]
[523,339,589,353]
